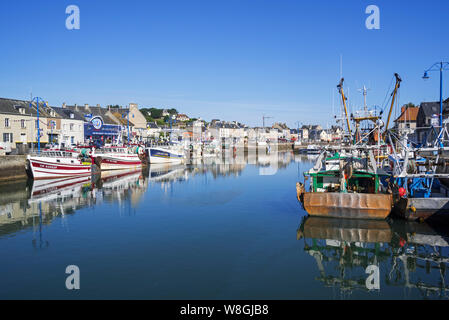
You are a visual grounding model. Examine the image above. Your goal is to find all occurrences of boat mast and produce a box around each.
[384,73,402,133]
[337,78,352,140]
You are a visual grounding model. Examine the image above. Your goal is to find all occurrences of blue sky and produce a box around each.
[0,0,448,127]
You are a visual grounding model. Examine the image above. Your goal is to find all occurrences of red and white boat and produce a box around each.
[27,149,92,180]
[92,146,143,171]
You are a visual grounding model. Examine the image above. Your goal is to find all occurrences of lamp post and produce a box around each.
[29,96,46,154]
[423,62,449,129]
[122,109,130,145]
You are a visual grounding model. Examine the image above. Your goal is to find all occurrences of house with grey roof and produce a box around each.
[416,99,449,145]
[52,104,85,146]
[0,97,62,152]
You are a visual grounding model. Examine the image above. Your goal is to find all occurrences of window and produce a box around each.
[35,120,39,129]
[5,118,10,128]
[21,119,26,129]
[3,133,12,142]
[70,123,74,131]
[71,136,74,144]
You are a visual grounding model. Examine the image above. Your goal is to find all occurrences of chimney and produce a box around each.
[62,102,67,109]
[96,104,100,108]
[84,104,89,110]
[401,106,406,114]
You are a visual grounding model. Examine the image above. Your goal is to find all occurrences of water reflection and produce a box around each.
[4,151,448,299]
[298,216,449,299]
[0,151,299,239]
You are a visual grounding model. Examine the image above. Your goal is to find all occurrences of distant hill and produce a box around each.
[140,107,179,126]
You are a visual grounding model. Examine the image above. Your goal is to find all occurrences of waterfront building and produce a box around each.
[66,104,121,145]
[51,104,84,147]
[299,127,309,142]
[416,100,449,145]
[146,122,161,139]
[290,129,299,142]
[108,104,148,142]
[176,114,190,122]
[0,97,58,153]
[394,104,419,143]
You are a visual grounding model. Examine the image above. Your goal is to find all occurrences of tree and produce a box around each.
[404,102,416,109]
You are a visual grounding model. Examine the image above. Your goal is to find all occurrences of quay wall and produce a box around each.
[0,155,28,182]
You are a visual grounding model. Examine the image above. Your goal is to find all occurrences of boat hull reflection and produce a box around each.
[297,216,392,243]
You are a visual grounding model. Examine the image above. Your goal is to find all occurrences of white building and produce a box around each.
[53,105,85,146]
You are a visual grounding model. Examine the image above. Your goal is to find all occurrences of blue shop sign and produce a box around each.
[84,122,120,136]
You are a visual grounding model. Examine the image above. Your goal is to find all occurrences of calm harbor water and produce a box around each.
[0,152,448,300]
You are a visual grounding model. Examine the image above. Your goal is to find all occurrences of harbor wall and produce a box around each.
[0,155,28,182]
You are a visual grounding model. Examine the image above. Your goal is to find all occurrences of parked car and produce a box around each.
[0,142,12,155]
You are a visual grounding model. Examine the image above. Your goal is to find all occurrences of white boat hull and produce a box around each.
[97,155,142,170]
[147,147,185,164]
[27,156,91,180]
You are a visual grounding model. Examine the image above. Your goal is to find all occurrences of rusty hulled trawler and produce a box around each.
[296,74,402,219]
[297,148,393,219]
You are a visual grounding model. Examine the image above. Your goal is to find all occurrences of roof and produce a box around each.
[147,122,159,129]
[419,101,449,118]
[52,107,85,121]
[65,105,119,125]
[112,112,133,126]
[0,97,55,118]
[395,106,419,122]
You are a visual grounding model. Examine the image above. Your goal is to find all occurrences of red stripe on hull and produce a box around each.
[31,161,90,171]
[32,177,91,196]
[101,159,142,166]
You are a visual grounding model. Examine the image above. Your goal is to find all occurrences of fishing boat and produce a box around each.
[92,146,143,170]
[146,143,185,164]
[26,149,92,180]
[388,143,449,222]
[297,148,393,219]
[305,144,321,154]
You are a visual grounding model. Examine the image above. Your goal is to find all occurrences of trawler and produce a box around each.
[297,148,393,219]
[92,145,143,170]
[146,142,186,164]
[296,74,403,219]
[26,149,92,180]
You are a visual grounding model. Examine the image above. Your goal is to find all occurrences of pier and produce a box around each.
[0,155,27,182]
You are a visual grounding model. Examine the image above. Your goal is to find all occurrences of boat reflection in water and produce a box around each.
[0,168,151,240]
[298,216,449,299]
[94,169,148,207]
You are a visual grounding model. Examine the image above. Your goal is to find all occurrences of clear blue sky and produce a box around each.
[0,0,448,127]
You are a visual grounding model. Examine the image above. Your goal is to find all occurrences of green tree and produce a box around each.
[404,102,416,109]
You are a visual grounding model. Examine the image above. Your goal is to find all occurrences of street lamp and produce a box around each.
[29,96,47,154]
[422,62,449,129]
